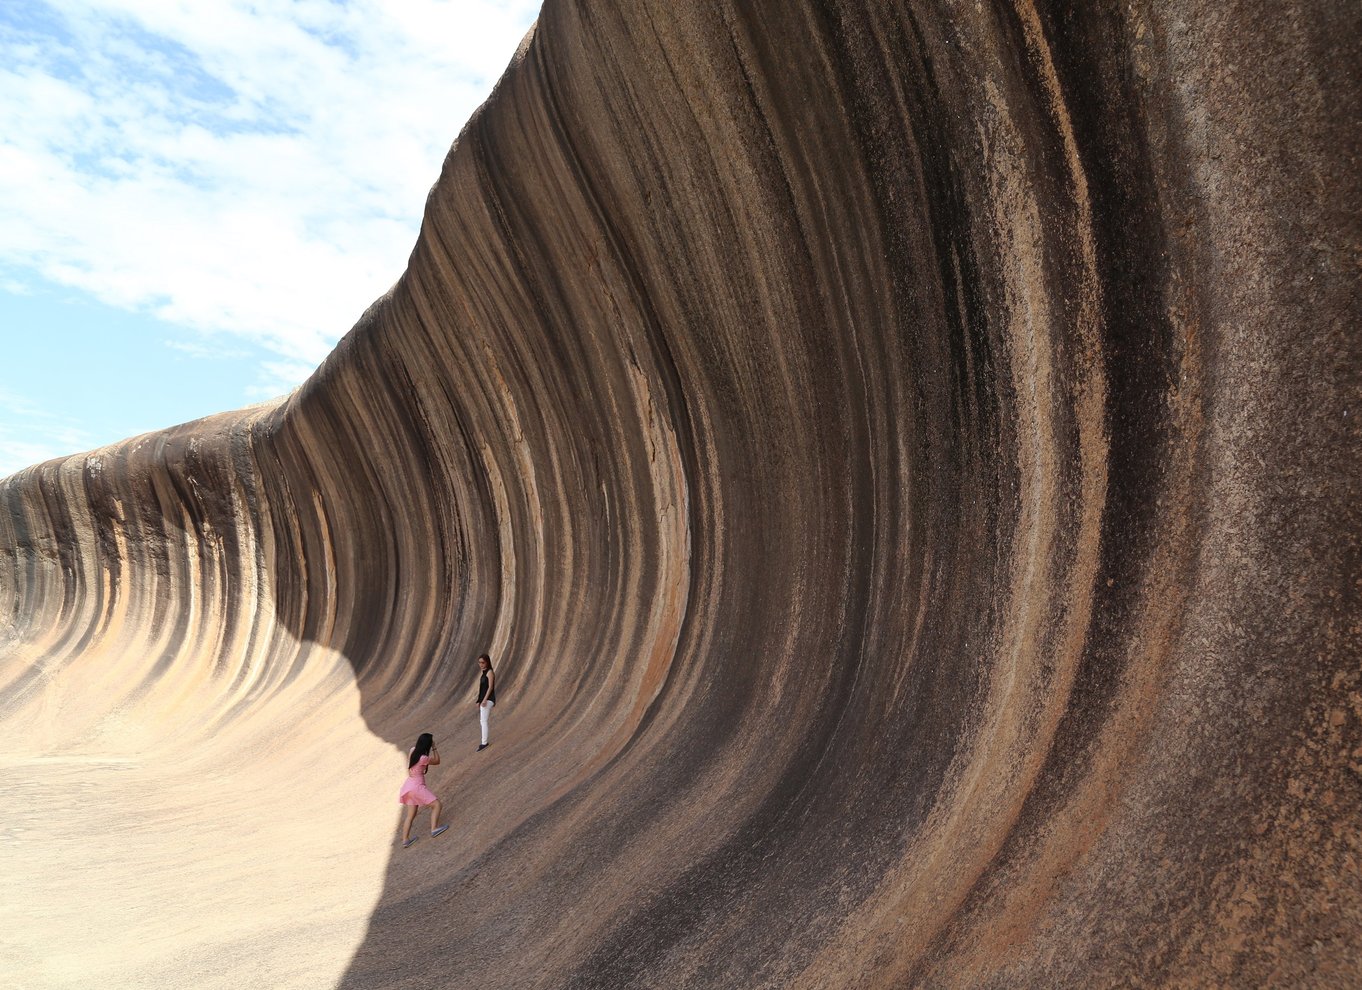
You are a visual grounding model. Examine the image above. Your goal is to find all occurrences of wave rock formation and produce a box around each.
[2,1,1359,987]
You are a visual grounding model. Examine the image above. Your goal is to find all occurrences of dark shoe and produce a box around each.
[477,743,488,751]
[431,825,450,838]
[402,837,417,849]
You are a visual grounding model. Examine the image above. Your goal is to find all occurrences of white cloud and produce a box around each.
[0,0,541,380]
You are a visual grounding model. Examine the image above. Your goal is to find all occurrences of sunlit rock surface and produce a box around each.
[2,1,1359,987]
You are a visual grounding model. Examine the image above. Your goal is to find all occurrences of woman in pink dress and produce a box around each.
[399,732,450,848]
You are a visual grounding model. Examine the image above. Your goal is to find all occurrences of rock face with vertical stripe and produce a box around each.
[2,2,1358,987]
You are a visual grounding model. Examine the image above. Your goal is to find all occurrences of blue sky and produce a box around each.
[0,0,541,478]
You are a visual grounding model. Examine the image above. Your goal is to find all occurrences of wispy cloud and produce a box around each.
[0,0,540,389]
[0,385,96,478]
[163,337,251,360]
[246,359,319,401]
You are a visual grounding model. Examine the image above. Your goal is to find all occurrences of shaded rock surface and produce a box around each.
[2,1,1360,987]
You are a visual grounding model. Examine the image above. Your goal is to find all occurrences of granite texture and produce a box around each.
[2,1,1359,987]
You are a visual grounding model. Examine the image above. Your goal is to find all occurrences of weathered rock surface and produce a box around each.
[2,1,1359,987]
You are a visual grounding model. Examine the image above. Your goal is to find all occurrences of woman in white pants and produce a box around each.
[475,653,496,751]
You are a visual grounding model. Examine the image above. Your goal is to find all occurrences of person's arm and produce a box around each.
[428,747,440,766]
[486,670,495,705]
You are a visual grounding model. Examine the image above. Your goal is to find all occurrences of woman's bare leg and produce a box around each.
[401,804,418,843]
[430,800,443,831]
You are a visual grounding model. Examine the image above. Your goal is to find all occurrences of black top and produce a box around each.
[478,671,496,704]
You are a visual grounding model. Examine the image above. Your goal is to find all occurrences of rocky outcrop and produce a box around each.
[2,1,1359,987]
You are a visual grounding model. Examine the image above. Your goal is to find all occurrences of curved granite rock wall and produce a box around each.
[2,1,1359,987]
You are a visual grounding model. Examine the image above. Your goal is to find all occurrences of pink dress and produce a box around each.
[398,754,438,806]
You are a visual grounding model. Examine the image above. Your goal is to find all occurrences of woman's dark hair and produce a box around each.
[409,732,434,768]
[478,653,493,670]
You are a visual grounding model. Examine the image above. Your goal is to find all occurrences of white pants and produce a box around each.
[479,701,494,744]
